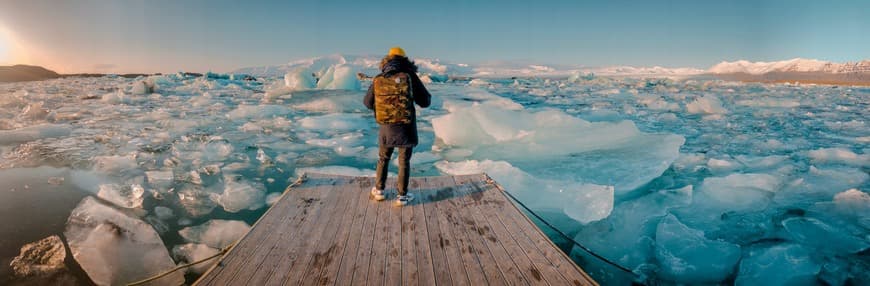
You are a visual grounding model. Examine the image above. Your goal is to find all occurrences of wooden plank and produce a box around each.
[239,184,339,285]
[449,177,528,285]
[365,177,396,285]
[421,177,454,286]
[400,187,418,286]
[384,189,402,286]
[204,184,333,285]
[429,179,471,286]
[196,183,307,285]
[301,177,368,286]
[196,174,597,286]
[330,177,375,285]
[439,175,508,286]
[464,180,561,286]
[481,179,598,286]
[276,182,356,285]
[410,179,437,286]
[349,180,385,285]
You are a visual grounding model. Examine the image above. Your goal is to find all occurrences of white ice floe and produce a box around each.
[64,197,183,286]
[178,219,251,249]
[171,243,221,274]
[807,147,869,167]
[654,214,741,283]
[0,124,71,145]
[211,174,266,213]
[735,244,820,286]
[685,94,727,115]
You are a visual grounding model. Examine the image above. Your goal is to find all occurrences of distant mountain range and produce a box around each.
[4,57,869,85]
[234,55,870,85]
[0,65,61,82]
[708,58,870,85]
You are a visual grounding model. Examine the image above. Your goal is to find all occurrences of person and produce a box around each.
[364,47,432,206]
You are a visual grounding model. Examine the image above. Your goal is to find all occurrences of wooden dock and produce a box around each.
[195,173,597,286]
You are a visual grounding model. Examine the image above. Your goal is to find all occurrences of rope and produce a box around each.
[126,242,236,286]
[483,175,639,277]
[129,174,308,286]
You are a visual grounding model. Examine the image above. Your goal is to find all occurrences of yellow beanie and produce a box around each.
[388,46,406,57]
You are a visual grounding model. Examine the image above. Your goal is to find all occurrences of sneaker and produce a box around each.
[370,187,386,201]
[394,193,414,206]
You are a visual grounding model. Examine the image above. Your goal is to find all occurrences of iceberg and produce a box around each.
[64,197,183,286]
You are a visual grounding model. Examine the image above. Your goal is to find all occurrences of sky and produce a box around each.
[0,0,868,73]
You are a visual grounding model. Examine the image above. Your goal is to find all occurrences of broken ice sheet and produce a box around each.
[64,197,183,286]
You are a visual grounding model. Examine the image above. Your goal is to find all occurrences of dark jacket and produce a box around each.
[364,56,432,147]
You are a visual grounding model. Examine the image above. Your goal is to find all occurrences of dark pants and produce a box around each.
[375,145,413,196]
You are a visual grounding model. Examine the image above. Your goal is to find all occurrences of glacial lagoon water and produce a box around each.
[0,74,867,285]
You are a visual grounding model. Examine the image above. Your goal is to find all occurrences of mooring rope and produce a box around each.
[483,175,639,277]
[126,242,236,286]
[128,174,309,286]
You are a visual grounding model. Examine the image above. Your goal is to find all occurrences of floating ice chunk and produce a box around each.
[316,64,361,90]
[782,217,869,254]
[706,158,739,174]
[18,101,49,120]
[92,153,139,174]
[97,183,146,208]
[735,244,820,286]
[563,184,614,224]
[266,192,282,206]
[734,155,789,171]
[297,113,368,132]
[832,189,870,216]
[295,165,379,177]
[226,104,291,120]
[145,170,174,190]
[699,173,782,212]
[394,151,442,167]
[64,197,183,286]
[284,67,316,90]
[775,166,868,206]
[177,186,217,217]
[171,243,220,274]
[686,94,727,115]
[0,124,71,145]
[807,147,869,167]
[211,174,266,213]
[435,159,615,224]
[673,153,706,172]
[10,235,67,277]
[431,103,684,194]
[572,186,693,271]
[130,80,152,95]
[202,139,234,162]
[178,219,251,249]
[654,214,741,283]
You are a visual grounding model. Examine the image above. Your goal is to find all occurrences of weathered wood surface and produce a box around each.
[195,173,597,286]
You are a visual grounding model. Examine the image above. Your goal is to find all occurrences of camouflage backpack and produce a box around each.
[373,72,413,124]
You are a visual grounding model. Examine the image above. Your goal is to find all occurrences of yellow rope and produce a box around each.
[126,242,235,286]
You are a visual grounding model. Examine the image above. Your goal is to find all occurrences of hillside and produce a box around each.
[0,65,61,82]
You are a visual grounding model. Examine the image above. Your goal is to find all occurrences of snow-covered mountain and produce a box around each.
[233,54,704,78]
[709,58,870,75]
